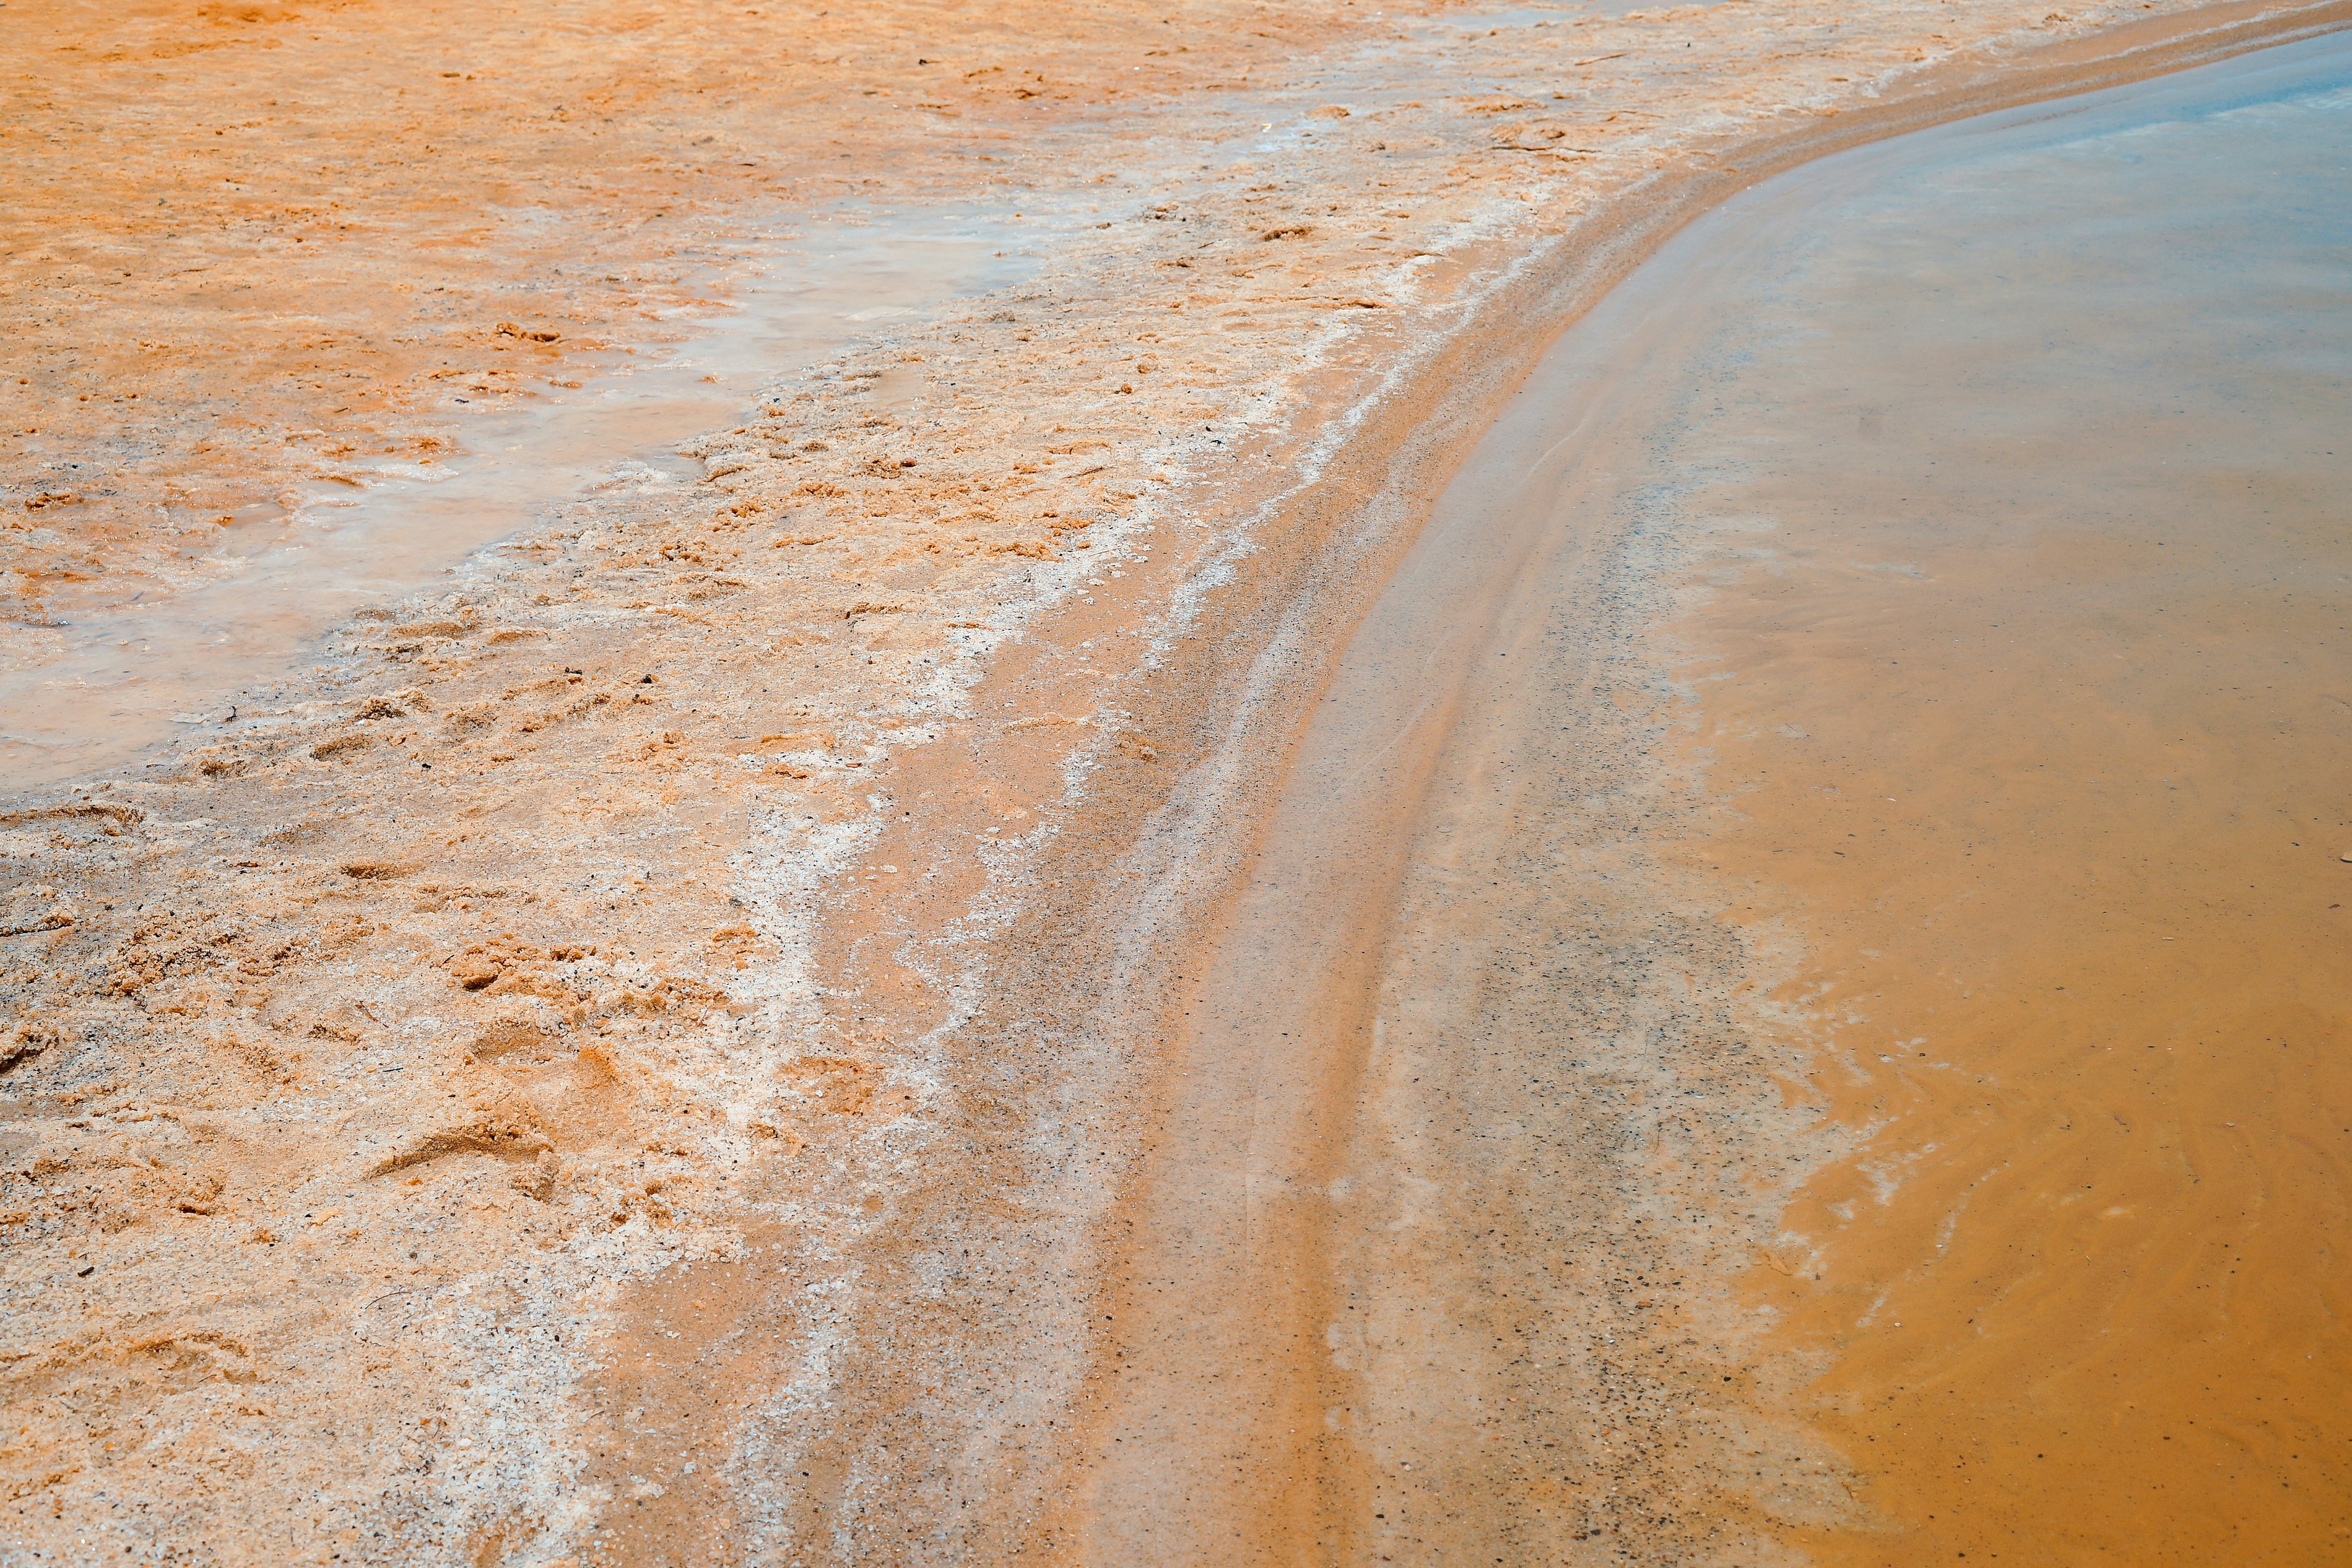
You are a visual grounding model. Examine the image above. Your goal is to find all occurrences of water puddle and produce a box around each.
[0,201,1057,794]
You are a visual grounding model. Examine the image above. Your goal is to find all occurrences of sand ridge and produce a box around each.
[1,0,2338,1562]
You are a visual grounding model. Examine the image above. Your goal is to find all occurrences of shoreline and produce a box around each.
[1035,2,2352,1559]
[2,1,2345,1560]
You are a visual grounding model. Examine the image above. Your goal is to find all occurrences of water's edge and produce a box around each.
[1032,11,2352,1559]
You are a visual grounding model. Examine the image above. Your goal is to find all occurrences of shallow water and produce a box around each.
[1080,31,2351,1563]
[0,202,1048,792]
[1649,35,2352,1562]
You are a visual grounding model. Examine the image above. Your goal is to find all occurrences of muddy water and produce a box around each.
[0,204,1044,791]
[1657,37,2352,1564]
[1077,32,2351,1566]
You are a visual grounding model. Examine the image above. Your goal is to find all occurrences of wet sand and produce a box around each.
[1064,121,1855,1562]
[4,1,2349,1562]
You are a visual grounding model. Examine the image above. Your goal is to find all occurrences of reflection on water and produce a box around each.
[1634,35,2351,1563]
[0,203,1048,794]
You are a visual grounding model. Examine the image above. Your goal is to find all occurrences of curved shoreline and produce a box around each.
[2,2,2346,1561]
[1022,3,2352,1559]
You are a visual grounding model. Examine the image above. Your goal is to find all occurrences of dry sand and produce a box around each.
[2,0,2342,1562]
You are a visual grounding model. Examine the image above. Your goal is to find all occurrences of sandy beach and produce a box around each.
[3,1,2345,1562]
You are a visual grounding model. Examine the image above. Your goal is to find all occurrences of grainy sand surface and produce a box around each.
[1,1,2341,1563]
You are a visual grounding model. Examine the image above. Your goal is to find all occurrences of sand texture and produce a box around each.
[1,0,2342,1562]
